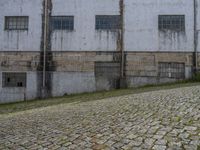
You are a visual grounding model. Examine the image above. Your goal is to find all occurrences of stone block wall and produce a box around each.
[0,52,41,103]
[125,52,194,87]
[0,51,197,103]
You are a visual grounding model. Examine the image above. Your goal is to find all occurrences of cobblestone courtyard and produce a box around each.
[0,86,200,150]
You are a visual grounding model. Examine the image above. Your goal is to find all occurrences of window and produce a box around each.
[95,15,121,30]
[5,16,29,30]
[159,15,185,31]
[51,16,74,30]
[158,62,185,79]
[2,72,27,87]
[95,62,120,89]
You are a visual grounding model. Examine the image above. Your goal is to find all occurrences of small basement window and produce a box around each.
[158,62,185,79]
[95,15,121,30]
[159,15,185,31]
[5,16,29,30]
[2,72,27,87]
[51,16,74,30]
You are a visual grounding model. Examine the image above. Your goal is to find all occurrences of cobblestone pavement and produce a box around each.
[0,86,200,150]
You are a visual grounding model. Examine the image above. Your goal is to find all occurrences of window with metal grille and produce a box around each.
[95,15,121,30]
[158,62,185,79]
[2,72,27,87]
[159,15,185,31]
[5,16,29,30]
[51,16,74,30]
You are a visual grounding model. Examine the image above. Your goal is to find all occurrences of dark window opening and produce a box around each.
[158,62,185,79]
[95,15,121,30]
[159,15,185,31]
[5,16,29,30]
[17,82,23,87]
[2,72,27,87]
[51,16,74,30]
[7,78,10,83]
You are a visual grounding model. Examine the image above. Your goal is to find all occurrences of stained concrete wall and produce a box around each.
[0,51,196,103]
[125,52,194,88]
[0,0,42,51]
[52,72,96,96]
[0,52,40,103]
[124,0,194,52]
[196,0,200,52]
[51,51,121,96]
[0,71,38,103]
[51,0,121,51]
[0,0,198,52]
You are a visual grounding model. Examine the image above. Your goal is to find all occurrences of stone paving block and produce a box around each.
[0,86,199,149]
[153,145,167,150]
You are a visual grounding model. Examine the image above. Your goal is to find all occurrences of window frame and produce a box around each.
[50,16,74,31]
[95,15,121,30]
[158,15,185,31]
[2,72,27,88]
[4,16,29,31]
[158,62,185,79]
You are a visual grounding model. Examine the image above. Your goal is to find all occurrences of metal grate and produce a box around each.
[51,16,74,30]
[95,15,121,30]
[159,15,185,31]
[2,72,27,87]
[158,62,185,79]
[5,16,29,30]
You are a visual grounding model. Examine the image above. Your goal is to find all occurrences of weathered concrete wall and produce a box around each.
[51,0,121,51]
[0,0,197,52]
[0,52,40,103]
[0,71,39,103]
[51,51,96,96]
[0,52,40,71]
[52,51,121,96]
[0,0,42,51]
[0,51,197,103]
[196,0,200,52]
[125,52,193,87]
[52,72,96,96]
[124,0,194,52]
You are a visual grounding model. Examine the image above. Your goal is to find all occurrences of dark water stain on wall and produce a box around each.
[159,30,187,50]
[38,0,54,98]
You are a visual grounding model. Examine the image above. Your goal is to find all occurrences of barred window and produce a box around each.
[5,16,29,30]
[158,62,185,79]
[95,15,121,30]
[2,72,27,87]
[159,15,185,31]
[51,16,74,30]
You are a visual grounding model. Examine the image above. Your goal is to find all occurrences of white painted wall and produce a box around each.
[52,72,96,96]
[0,0,42,51]
[196,0,200,52]
[51,0,120,51]
[124,0,194,52]
[0,71,38,103]
[0,0,199,52]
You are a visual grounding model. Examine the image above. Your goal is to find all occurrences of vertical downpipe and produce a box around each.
[120,0,125,87]
[43,0,48,89]
[194,0,198,73]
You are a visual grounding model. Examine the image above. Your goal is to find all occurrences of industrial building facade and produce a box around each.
[0,0,200,103]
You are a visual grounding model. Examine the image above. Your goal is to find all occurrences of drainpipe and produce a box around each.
[194,0,198,73]
[43,0,48,88]
[120,0,125,81]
